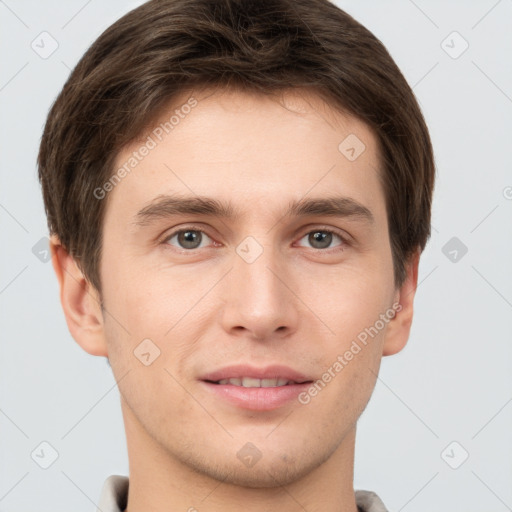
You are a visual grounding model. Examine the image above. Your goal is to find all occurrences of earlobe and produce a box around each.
[50,235,108,357]
[382,248,420,356]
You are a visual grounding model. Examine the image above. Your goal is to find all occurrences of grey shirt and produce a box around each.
[95,475,389,512]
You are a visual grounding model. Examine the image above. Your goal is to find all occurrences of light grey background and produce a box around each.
[1,1,511,510]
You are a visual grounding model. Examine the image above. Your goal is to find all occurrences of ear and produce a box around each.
[50,235,108,357]
[382,248,421,356]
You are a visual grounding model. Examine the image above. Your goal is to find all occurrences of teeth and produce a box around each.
[216,377,293,387]
[242,377,261,387]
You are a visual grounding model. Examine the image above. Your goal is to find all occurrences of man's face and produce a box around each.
[99,87,400,486]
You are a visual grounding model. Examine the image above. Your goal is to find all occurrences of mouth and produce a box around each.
[199,365,314,411]
[205,377,310,387]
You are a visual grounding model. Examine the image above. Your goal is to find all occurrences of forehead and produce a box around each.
[106,87,385,226]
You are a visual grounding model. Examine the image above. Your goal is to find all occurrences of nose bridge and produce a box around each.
[235,238,287,306]
[221,237,299,338]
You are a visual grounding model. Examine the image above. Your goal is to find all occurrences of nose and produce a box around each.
[219,242,300,341]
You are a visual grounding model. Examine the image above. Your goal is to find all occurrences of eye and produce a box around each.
[164,228,214,250]
[296,229,346,250]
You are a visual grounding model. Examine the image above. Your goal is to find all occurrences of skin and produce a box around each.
[51,87,419,512]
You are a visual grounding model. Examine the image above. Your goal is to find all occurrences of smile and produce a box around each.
[214,377,297,387]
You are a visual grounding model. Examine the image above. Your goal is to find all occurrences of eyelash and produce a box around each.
[161,225,350,253]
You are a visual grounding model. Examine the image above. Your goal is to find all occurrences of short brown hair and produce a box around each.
[38,0,435,293]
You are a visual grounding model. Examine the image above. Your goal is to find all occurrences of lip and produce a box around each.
[199,364,314,411]
[200,364,311,384]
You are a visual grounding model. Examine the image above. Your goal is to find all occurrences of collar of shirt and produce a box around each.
[95,474,390,512]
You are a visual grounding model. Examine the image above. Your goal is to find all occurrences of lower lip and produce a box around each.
[200,381,312,411]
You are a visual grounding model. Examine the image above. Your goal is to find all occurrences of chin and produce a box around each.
[199,461,309,489]
[179,444,331,489]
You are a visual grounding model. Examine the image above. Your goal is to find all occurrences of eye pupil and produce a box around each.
[178,230,202,249]
[309,231,332,249]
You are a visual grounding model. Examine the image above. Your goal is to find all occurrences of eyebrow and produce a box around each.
[134,194,374,226]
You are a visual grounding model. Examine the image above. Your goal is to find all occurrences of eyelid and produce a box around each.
[160,224,216,247]
[294,225,351,248]
[297,222,351,239]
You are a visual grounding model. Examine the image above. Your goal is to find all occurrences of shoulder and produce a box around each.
[96,475,129,512]
[355,489,389,512]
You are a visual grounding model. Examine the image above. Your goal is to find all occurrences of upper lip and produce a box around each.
[200,364,312,384]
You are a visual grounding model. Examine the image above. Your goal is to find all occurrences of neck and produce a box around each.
[122,397,359,512]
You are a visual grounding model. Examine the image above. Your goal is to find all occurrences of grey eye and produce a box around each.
[166,230,212,250]
[297,230,343,250]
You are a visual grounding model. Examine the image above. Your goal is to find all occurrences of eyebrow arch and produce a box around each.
[134,194,374,226]
[287,196,374,224]
[134,194,236,226]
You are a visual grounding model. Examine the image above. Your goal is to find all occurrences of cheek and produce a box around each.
[102,257,185,334]
[305,259,394,337]
[297,255,394,407]
[101,261,212,381]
